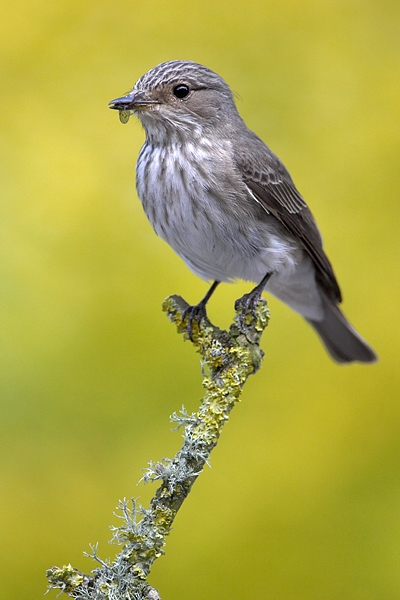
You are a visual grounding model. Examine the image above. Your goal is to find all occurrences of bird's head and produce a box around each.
[109,60,240,142]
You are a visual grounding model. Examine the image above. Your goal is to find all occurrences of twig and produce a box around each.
[46,294,269,599]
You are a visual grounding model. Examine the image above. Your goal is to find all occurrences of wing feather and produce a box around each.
[235,136,342,303]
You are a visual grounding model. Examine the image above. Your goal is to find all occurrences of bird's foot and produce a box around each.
[181,281,220,341]
[235,289,263,330]
[182,301,208,342]
[235,274,272,330]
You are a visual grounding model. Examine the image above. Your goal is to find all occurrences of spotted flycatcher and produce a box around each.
[109,60,376,363]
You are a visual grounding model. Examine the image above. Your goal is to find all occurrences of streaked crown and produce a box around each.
[134,60,233,97]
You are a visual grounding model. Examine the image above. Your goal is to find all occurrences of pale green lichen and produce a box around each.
[47,293,269,600]
[46,564,84,594]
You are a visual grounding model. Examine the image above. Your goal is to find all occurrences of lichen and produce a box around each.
[47,293,269,600]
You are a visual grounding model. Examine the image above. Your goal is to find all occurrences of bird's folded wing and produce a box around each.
[237,150,342,303]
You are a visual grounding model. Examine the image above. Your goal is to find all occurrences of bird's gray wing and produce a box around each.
[236,140,342,303]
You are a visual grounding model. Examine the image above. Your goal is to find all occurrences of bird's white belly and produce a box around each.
[136,142,300,283]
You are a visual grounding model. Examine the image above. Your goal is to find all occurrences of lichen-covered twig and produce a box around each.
[46,294,269,600]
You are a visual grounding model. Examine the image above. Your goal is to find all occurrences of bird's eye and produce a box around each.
[173,84,190,99]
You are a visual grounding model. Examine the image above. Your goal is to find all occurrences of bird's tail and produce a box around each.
[306,294,377,364]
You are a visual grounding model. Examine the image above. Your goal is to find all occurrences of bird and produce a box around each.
[109,60,377,364]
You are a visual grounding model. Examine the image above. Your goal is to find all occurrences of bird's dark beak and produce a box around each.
[108,90,157,111]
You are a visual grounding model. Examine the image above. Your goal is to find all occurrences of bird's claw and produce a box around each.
[235,273,271,330]
[235,289,263,330]
[182,302,207,342]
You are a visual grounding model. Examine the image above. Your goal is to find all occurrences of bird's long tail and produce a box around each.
[306,294,377,364]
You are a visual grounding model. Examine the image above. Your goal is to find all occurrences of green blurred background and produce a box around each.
[1,1,399,598]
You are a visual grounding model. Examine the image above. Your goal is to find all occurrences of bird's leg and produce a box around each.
[235,272,272,329]
[183,281,220,341]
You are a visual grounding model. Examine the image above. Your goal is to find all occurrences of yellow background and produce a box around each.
[1,1,399,599]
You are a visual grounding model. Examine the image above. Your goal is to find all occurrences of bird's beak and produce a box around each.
[108,90,157,111]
